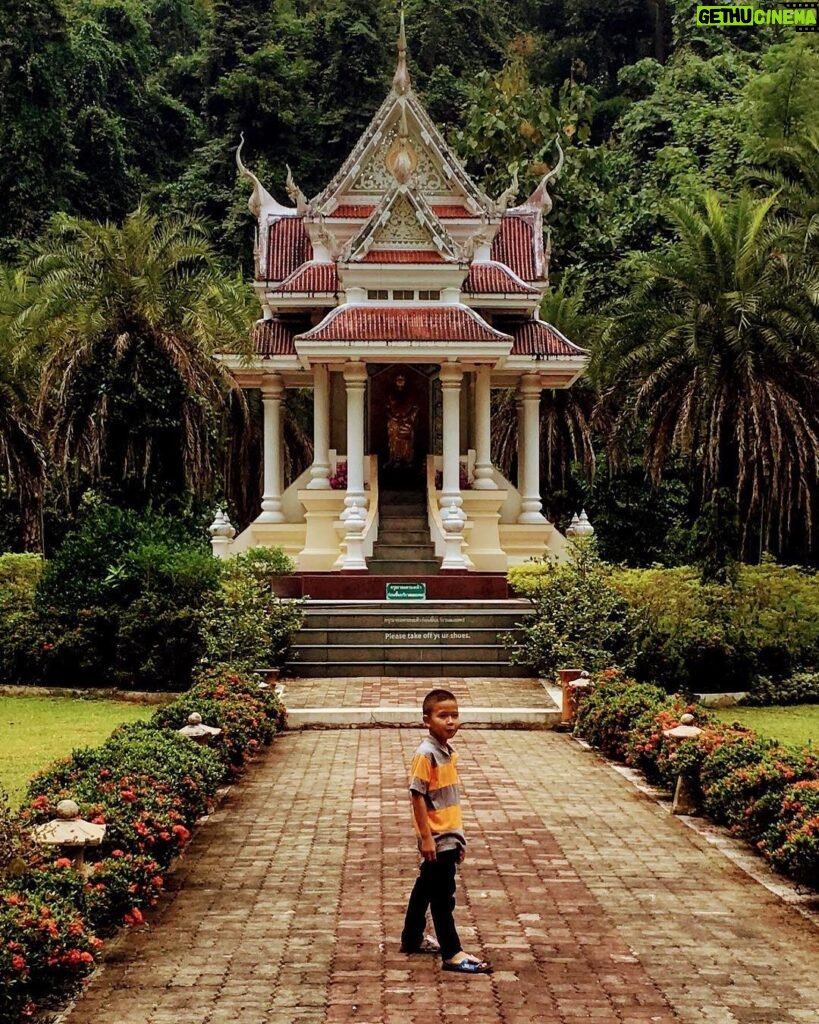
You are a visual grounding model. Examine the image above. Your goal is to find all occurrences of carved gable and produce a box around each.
[344,187,460,262]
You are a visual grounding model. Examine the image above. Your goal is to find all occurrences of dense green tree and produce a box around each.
[0,267,46,549]
[597,191,819,559]
[491,279,600,514]
[16,208,253,509]
[0,0,74,260]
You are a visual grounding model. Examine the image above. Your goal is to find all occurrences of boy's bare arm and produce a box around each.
[410,792,437,861]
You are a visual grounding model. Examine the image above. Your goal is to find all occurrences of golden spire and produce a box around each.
[392,6,411,95]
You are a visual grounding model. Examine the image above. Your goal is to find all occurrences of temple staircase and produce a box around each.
[366,488,440,575]
[288,599,532,678]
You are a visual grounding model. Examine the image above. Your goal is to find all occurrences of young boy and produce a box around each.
[400,688,492,974]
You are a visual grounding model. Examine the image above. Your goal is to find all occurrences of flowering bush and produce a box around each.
[574,675,819,891]
[329,461,348,489]
[434,465,471,490]
[572,669,670,762]
[1,659,289,1019]
[763,781,819,887]
[0,888,100,1020]
[151,664,286,775]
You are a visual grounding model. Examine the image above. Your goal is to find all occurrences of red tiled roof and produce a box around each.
[271,262,338,294]
[510,319,587,358]
[464,262,540,296]
[297,306,512,344]
[328,204,375,218]
[252,318,297,356]
[432,205,472,218]
[266,218,312,281]
[491,216,537,281]
[359,249,446,263]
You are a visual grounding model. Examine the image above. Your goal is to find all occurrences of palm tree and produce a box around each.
[491,279,600,505]
[748,129,819,254]
[0,266,46,550]
[16,208,254,508]
[597,190,819,558]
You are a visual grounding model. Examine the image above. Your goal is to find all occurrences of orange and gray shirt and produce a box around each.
[408,735,465,852]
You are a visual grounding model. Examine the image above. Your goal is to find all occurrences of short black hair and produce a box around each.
[422,688,457,716]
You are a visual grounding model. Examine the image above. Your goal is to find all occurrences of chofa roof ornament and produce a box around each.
[511,138,565,217]
[285,164,308,215]
[235,133,294,220]
[493,168,520,215]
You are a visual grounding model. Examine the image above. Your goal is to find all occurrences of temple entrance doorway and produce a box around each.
[369,365,432,491]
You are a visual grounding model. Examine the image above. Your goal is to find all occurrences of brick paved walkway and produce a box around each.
[280,676,552,709]
[59,693,819,1024]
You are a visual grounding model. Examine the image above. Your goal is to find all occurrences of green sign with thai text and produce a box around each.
[386,582,427,601]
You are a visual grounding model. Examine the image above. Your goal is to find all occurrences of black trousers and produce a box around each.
[401,848,462,960]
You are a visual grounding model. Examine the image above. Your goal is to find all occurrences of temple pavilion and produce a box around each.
[214,18,588,589]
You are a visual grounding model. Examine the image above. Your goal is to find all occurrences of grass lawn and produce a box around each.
[713,704,819,748]
[0,695,153,806]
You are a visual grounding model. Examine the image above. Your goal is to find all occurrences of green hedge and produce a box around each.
[0,666,285,1021]
[575,673,819,890]
[509,549,819,697]
[0,503,304,692]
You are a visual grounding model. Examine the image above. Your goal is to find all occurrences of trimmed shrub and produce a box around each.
[506,541,639,679]
[0,887,100,1021]
[28,499,220,690]
[611,562,819,693]
[745,672,819,707]
[574,675,819,891]
[762,781,819,887]
[573,669,672,762]
[151,664,286,775]
[201,555,304,671]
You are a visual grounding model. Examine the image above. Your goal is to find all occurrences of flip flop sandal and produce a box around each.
[442,958,492,974]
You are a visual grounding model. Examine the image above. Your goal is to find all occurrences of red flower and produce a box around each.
[12,954,27,971]
[54,857,73,869]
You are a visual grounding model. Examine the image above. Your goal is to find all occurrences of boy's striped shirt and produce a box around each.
[408,735,465,852]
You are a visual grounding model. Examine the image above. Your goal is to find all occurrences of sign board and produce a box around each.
[386,582,427,601]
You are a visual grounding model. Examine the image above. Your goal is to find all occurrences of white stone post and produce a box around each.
[439,363,464,517]
[518,373,545,524]
[472,365,496,489]
[307,363,331,489]
[516,387,526,498]
[342,362,368,519]
[341,498,368,570]
[257,373,285,523]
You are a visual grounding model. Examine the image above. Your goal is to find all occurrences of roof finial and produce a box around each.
[393,6,411,95]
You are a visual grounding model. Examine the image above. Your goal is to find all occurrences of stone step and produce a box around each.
[377,514,428,530]
[285,706,561,728]
[292,643,513,664]
[372,529,431,545]
[287,661,528,679]
[367,559,441,575]
[295,627,522,646]
[371,543,437,560]
[299,602,531,631]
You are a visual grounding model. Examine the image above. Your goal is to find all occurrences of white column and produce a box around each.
[307,363,331,489]
[439,364,464,514]
[472,365,496,489]
[518,373,545,523]
[257,373,285,523]
[342,362,368,518]
[516,388,526,498]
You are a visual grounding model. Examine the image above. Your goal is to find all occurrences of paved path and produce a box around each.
[59,686,819,1024]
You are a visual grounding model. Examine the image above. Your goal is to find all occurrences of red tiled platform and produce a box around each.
[275,572,515,600]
